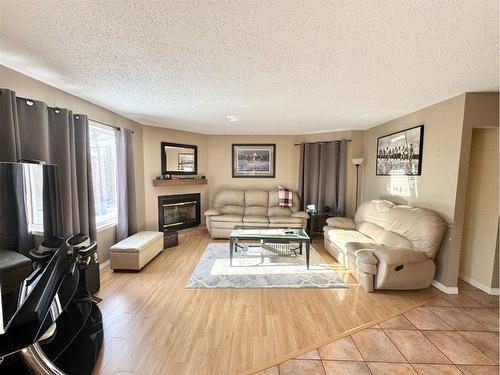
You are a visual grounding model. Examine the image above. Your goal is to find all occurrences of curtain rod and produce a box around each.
[89,118,135,134]
[15,95,135,134]
[294,139,351,146]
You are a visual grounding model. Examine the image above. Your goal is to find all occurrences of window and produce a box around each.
[25,163,44,234]
[89,121,118,228]
[23,121,118,234]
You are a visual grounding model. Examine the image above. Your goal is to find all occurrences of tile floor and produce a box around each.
[256,281,499,375]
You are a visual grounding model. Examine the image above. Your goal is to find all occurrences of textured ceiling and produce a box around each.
[0,1,498,134]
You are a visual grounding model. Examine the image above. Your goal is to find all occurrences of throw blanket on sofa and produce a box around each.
[277,186,293,207]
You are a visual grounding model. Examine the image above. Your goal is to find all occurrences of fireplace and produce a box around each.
[158,193,201,232]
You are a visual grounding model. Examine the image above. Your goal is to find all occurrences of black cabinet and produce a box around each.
[164,230,179,248]
[307,212,334,236]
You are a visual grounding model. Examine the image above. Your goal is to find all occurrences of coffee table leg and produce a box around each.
[299,241,303,255]
[230,238,233,266]
[306,240,310,270]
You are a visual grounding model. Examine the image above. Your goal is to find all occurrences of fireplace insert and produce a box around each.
[158,193,201,232]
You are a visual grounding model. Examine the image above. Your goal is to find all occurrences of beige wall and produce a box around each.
[459,128,499,291]
[362,94,466,222]
[205,131,364,218]
[206,135,298,205]
[143,129,364,230]
[362,93,499,289]
[0,65,146,262]
[142,125,209,230]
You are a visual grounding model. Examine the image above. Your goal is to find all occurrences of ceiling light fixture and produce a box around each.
[226,115,240,122]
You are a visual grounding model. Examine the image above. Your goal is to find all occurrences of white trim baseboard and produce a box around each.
[99,259,110,270]
[431,280,458,294]
[459,275,500,295]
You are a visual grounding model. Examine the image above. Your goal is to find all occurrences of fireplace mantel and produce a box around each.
[153,178,207,187]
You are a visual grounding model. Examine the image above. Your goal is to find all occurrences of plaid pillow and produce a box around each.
[277,186,293,207]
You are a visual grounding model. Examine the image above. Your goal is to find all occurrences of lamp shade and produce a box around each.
[352,158,364,166]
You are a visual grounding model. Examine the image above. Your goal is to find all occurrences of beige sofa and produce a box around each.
[205,189,309,238]
[324,200,446,292]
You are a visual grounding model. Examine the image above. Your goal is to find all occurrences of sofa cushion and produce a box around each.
[244,206,268,216]
[356,221,384,242]
[268,216,303,225]
[325,228,375,252]
[214,189,244,206]
[214,190,245,215]
[244,190,268,216]
[243,215,269,224]
[268,207,293,217]
[379,230,413,250]
[345,241,376,253]
[245,190,268,206]
[210,214,243,223]
[291,211,310,219]
[327,217,356,229]
[221,205,245,215]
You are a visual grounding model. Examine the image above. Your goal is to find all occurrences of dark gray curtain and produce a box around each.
[0,163,32,256]
[298,140,347,215]
[0,88,96,240]
[116,128,137,241]
[43,164,63,238]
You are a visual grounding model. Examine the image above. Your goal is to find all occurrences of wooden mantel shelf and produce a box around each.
[152,178,208,187]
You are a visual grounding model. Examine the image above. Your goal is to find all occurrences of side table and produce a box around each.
[307,212,334,236]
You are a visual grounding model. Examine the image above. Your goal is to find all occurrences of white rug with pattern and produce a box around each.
[186,242,347,288]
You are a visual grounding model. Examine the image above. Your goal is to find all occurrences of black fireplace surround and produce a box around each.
[158,193,201,232]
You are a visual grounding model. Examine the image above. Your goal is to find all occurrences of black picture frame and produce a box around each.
[161,142,198,175]
[376,125,424,176]
[231,143,276,178]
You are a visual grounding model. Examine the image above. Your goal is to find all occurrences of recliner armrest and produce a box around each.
[291,211,310,219]
[371,247,428,266]
[325,217,356,230]
[204,209,222,216]
[355,249,378,265]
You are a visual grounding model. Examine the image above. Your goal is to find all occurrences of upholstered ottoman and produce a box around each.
[110,231,164,271]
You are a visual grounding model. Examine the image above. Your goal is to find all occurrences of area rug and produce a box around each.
[186,242,347,288]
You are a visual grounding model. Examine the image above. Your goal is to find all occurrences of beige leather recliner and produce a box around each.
[324,200,446,292]
[205,189,309,238]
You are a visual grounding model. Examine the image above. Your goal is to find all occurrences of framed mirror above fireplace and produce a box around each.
[161,142,198,175]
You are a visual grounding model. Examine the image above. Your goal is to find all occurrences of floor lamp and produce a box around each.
[352,158,364,209]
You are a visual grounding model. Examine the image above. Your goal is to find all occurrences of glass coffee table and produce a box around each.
[229,226,311,269]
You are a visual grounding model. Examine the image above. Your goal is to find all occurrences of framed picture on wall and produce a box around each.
[232,144,276,178]
[376,125,424,176]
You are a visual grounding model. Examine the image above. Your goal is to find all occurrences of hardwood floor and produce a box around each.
[93,233,441,375]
